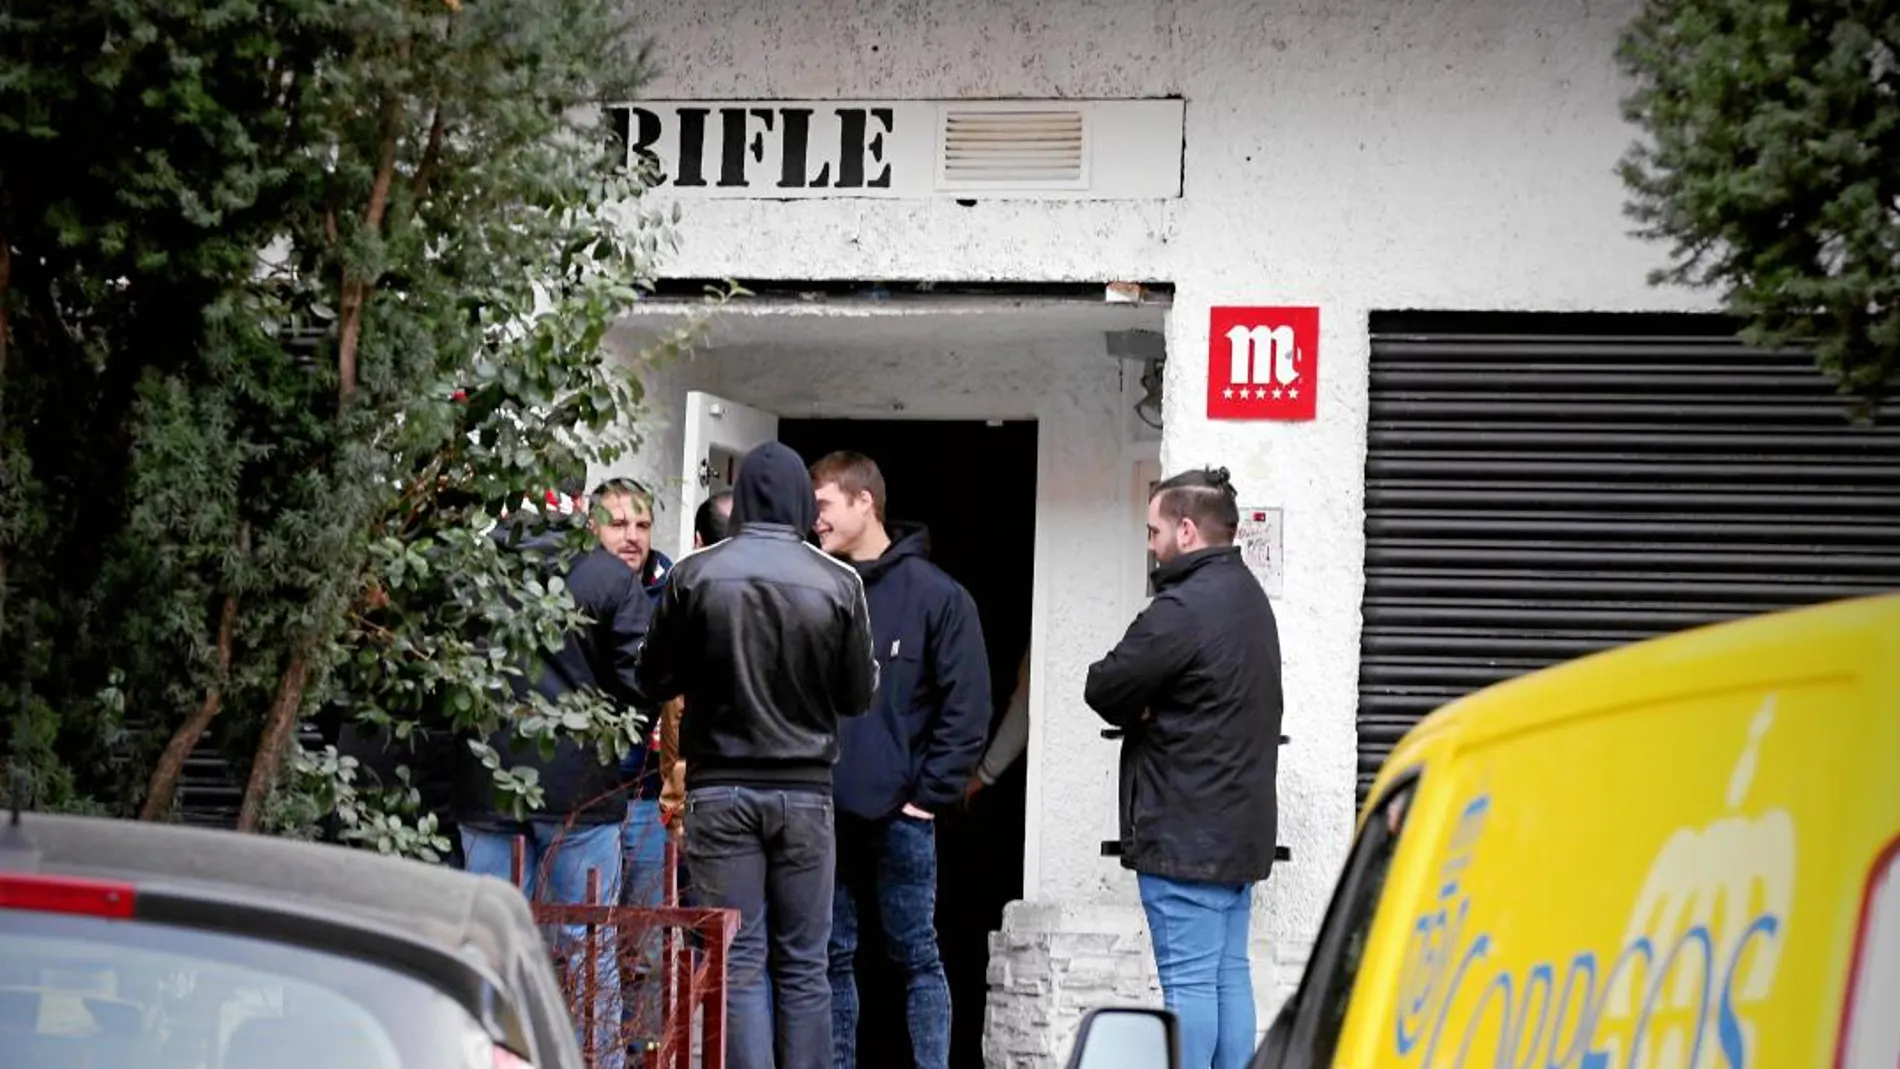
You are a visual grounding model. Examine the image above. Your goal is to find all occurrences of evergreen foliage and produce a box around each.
[0,0,712,854]
[1619,1,1900,416]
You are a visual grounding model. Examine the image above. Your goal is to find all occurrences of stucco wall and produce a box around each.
[592,323,721,563]
[614,0,1714,1062]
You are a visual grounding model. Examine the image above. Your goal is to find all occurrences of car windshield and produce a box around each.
[0,909,500,1069]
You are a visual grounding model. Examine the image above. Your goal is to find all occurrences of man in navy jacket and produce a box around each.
[810,450,991,1069]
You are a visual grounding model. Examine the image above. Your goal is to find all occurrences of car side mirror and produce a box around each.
[1253,998,1293,1068]
[1064,1006,1179,1069]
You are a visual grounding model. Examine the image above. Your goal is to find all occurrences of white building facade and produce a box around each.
[597,1,1731,1066]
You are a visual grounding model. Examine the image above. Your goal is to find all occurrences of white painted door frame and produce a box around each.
[677,390,780,553]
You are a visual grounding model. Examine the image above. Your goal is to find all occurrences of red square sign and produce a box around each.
[1207,306,1320,421]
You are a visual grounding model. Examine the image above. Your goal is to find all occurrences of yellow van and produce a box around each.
[1064,593,1900,1069]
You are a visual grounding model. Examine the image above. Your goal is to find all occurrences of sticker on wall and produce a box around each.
[1207,306,1320,421]
[1237,507,1284,598]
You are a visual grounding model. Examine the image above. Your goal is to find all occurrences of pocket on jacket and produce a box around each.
[868,644,913,726]
[877,648,921,713]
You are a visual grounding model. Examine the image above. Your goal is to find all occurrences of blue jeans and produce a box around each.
[685,786,835,1069]
[462,822,625,1069]
[619,799,670,1047]
[622,799,670,907]
[829,812,950,1069]
[1137,874,1256,1069]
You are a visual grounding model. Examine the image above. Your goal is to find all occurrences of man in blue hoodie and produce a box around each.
[451,482,653,1069]
[574,476,677,1055]
[592,477,670,908]
[809,450,992,1069]
[637,443,877,1069]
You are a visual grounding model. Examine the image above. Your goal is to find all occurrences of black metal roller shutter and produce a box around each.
[1358,313,1900,804]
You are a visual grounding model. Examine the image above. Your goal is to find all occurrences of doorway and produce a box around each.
[777,417,1037,1069]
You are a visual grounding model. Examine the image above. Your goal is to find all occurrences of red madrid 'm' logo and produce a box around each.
[1206,306,1320,421]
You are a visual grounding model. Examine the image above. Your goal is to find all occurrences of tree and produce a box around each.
[0,0,716,852]
[1618,1,1900,418]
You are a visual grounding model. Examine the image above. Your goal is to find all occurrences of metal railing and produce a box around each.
[511,836,740,1069]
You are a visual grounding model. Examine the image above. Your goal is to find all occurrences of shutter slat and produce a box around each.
[1357,327,1900,804]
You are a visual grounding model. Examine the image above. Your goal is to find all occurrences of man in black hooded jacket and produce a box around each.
[1084,466,1283,1069]
[636,441,878,1069]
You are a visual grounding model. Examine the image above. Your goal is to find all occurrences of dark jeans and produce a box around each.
[828,812,950,1069]
[684,786,835,1069]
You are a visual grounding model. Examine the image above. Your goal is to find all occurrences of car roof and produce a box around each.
[13,811,545,983]
[1373,592,1900,801]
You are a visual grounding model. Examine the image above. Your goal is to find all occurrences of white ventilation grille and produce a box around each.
[936,106,1089,191]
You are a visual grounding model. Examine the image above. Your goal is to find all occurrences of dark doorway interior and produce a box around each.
[777,418,1036,1069]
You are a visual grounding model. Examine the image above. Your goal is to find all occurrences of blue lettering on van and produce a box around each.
[1508,963,1553,1065]
[1622,926,1712,1069]
[1715,916,1778,1069]
[1390,793,1784,1069]
[1395,793,1491,1057]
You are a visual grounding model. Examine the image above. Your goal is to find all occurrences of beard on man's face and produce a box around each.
[1152,532,1181,564]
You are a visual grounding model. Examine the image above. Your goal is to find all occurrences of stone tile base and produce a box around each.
[980,900,1160,1069]
[980,896,1315,1068]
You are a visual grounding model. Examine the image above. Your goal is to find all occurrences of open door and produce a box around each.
[678,390,780,551]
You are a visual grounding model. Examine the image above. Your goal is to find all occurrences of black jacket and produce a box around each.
[835,524,992,820]
[1084,546,1283,884]
[454,522,652,828]
[635,442,878,792]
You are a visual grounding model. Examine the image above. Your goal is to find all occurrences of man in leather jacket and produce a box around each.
[1084,466,1284,1069]
[635,442,878,1069]
[651,489,733,831]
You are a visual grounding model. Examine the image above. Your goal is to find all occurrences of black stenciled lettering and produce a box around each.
[749,108,775,164]
[674,107,710,187]
[867,107,893,188]
[627,107,665,184]
[836,107,869,188]
[778,108,815,188]
[716,107,760,187]
[608,106,632,168]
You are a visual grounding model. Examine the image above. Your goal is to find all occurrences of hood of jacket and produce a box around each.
[487,514,571,563]
[643,547,674,594]
[852,521,931,584]
[730,441,816,535]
